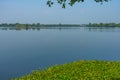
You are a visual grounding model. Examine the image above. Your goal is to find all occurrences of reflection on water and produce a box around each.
[0,26,80,31]
[0,26,120,32]
[85,27,120,32]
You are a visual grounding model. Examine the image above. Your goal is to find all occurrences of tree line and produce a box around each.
[87,23,120,27]
[0,23,120,27]
[0,23,80,27]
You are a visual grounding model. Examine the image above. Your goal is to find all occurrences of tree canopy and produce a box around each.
[47,0,110,8]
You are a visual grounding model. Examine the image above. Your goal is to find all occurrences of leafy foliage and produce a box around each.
[47,0,110,8]
[13,60,120,80]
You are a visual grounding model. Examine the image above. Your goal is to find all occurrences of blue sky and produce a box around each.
[0,0,120,24]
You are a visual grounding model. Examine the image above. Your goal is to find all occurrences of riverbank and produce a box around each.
[13,60,120,80]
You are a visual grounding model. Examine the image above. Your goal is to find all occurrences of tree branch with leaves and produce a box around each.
[47,0,110,8]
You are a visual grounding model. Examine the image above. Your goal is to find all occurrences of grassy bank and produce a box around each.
[13,60,120,80]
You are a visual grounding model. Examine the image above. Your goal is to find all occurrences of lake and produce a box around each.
[0,26,120,80]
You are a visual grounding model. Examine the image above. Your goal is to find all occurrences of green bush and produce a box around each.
[13,60,120,80]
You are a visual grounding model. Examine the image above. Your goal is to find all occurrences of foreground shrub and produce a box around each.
[13,60,120,80]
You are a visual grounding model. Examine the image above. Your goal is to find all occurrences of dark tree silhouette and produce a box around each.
[47,0,110,8]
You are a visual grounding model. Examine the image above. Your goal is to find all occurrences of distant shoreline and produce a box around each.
[0,22,120,27]
[0,23,81,27]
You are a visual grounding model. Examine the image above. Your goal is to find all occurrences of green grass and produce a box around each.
[13,60,120,80]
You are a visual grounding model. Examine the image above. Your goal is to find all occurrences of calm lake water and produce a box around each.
[0,27,120,80]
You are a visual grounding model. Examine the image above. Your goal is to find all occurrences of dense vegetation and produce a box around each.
[0,23,81,30]
[13,60,120,80]
[0,23,80,27]
[1,23,120,27]
[87,23,120,27]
